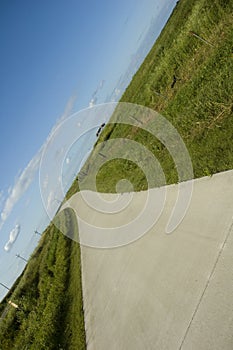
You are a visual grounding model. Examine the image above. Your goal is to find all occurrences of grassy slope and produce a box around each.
[0,210,86,350]
[0,0,232,348]
[66,0,232,197]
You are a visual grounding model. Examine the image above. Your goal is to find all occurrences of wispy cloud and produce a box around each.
[99,80,105,89]
[0,95,77,231]
[0,191,4,206]
[56,94,77,124]
[46,190,62,215]
[88,80,105,107]
[89,96,97,108]
[4,224,20,252]
[111,88,121,102]
[42,174,49,190]
[114,88,121,97]
[47,191,55,213]
[0,152,42,229]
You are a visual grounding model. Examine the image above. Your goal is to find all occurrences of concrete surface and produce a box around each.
[64,170,233,349]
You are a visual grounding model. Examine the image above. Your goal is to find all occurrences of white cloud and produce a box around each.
[99,79,105,89]
[0,94,77,231]
[43,174,49,189]
[46,190,62,214]
[0,191,4,206]
[66,157,70,165]
[89,97,97,108]
[88,80,105,108]
[110,88,122,102]
[55,94,77,124]
[47,191,54,213]
[115,88,121,96]
[92,80,105,97]
[25,197,31,208]
[0,151,42,229]
[4,224,20,252]
[55,146,65,160]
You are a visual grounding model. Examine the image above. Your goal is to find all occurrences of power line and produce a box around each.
[34,230,42,236]
[0,282,10,291]
[16,254,28,263]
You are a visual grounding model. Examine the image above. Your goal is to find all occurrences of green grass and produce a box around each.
[66,0,232,197]
[0,210,86,350]
[1,0,232,348]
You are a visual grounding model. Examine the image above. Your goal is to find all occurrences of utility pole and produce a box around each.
[16,254,28,263]
[34,230,42,236]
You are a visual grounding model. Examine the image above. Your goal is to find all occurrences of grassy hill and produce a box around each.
[66,0,232,197]
[0,0,232,348]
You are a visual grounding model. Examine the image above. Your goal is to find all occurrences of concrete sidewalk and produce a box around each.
[67,170,233,349]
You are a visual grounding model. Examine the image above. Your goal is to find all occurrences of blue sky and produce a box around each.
[0,0,177,300]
